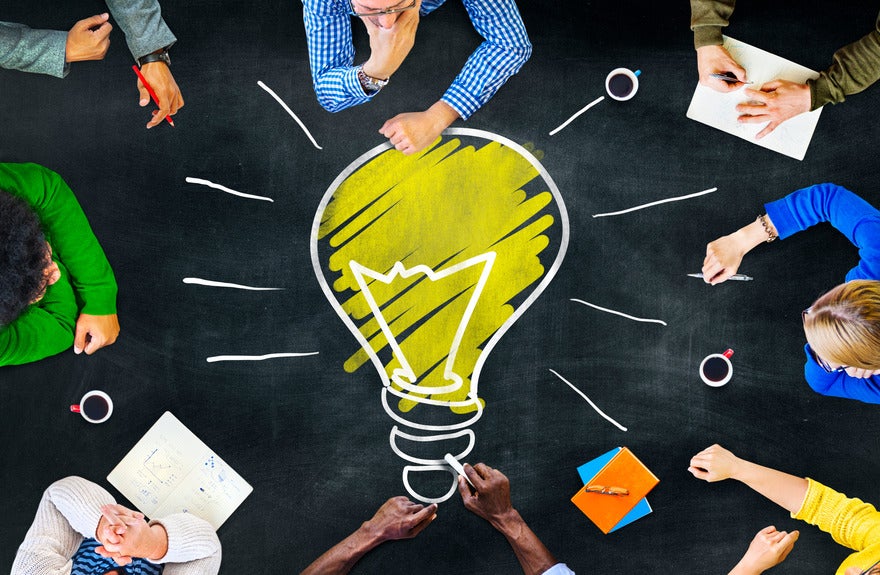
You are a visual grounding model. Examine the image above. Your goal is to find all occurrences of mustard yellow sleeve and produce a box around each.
[793,478,880,551]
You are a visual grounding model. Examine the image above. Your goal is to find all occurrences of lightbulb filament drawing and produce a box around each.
[311,129,569,502]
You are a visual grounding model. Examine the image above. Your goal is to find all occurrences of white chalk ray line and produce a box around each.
[571,298,667,326]
[206,352,319,363]
[549,369,628,432]
[592,187,718,218]
[183,278,284,291]
[257,80,323,150]
[548,96,605,136]
[185,177,274,202]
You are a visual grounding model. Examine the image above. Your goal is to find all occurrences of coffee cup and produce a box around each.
[70,390,113,424]
[699,349,734,387]
[605,68,641,101]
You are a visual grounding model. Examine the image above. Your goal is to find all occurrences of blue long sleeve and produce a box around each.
[804,345,880,404]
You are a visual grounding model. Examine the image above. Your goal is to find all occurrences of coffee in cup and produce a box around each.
[605,68,641,101]
[699,349,734,387]
[70,390,113,424]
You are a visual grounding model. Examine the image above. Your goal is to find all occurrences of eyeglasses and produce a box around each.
[348,0,417,17]
[802,309,847,373]
[585,485,629,496]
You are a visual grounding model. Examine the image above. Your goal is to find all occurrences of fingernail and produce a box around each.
[140,99,149,106]
[74,346,82,354]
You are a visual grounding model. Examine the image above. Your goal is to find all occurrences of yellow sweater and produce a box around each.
[793,478,880,574]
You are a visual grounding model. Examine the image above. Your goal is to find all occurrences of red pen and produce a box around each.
[131,64,175,127]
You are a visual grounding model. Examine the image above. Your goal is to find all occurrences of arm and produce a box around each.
[0,22,68,77]
[794,478,880,552]
[690,0,735,49]
[302,0,374,112]
[300,496,437,575]
[458,463,563,575]
[688,445,808,515]
[810,11,880,109]
[701,215,777,284]
[11,477,115,575]
[727,526,799,575]
[803,344,880,404]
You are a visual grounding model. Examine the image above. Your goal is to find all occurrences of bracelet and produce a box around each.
[758,214,777,243]
[137,48,171,68]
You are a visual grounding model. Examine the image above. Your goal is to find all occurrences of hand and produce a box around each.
[737,80,812,139]
[844,367,880,379]
[688,444,742,482]
[379,101,458,155]
[74,313,120,355]
[362,496,437,543]
[696,45,747,92]
[65,13,113,63]
[361,2,420,80]
[733,526,799,574]
[138,61,184,129]
[703,233,748,285]
[457,462,517,528]
[95,504,167,565]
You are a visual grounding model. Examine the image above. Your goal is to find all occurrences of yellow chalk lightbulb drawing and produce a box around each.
[310,128,569,502]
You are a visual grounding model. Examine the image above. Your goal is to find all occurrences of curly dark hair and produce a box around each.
[0,191,50,325]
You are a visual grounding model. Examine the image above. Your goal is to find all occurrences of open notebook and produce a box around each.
[686,36,822,161]
[108,412,253,530]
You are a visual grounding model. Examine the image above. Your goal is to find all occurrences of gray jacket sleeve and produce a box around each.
[106,0,177,60]
[0,22,69,77]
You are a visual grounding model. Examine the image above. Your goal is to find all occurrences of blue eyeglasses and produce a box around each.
[803,308,847,373]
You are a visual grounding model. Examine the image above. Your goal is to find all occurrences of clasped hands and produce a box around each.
[65,13,184,128]
[95,504,168,565]
[697,45,811,139]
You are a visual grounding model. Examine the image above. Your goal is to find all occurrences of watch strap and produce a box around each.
[137,49,171,67]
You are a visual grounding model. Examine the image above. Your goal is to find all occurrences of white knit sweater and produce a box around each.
[11,476,222,575]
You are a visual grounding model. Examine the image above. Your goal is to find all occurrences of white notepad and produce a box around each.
[108,412,253,530]
[686,36,823,161]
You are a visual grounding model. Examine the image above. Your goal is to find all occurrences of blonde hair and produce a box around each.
[803,280,880,369]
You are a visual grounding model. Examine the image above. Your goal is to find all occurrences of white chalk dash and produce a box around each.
[549,96,605,136]
[549,369,628,432]
[183,278,284,291]
[257,80,323,150]
[592,187,718,218]
[206,352,320,363]
[571,299,667,326]
[185,177,274,202]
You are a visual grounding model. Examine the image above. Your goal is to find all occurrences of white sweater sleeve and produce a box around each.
[151,513,222,575]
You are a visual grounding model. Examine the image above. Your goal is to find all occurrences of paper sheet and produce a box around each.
[686,36,822,161]
[107,412,253,530]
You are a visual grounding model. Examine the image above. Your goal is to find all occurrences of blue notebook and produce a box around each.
[576,447,653,532]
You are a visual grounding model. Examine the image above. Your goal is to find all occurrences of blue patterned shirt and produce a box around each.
[71,537,164,575]
[301,0,531,119]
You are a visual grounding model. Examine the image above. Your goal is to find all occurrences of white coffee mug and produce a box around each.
[70,390,114,424]
[605,68,641,101]
[699,349,734,387]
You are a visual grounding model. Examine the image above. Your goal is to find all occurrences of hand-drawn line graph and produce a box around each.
[311,128,569,503]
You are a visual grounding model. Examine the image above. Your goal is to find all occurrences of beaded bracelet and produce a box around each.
[758,214,777,243]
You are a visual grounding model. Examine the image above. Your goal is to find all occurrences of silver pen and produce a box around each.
[688,273,753,281]
[709,73,753,85]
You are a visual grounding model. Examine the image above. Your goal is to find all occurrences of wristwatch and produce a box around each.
[137,47,171,67]
[357,66,388,95]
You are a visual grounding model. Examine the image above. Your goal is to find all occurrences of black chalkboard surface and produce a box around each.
[2,1,880,573]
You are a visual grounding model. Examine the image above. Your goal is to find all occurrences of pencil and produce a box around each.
[131,65,175,127]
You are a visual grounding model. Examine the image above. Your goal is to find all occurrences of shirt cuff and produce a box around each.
[807,77,834,110]
[693,26,724,49]
[763,198,798,240]
[441,83,480,121]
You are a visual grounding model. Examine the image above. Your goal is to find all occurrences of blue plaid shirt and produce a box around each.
[301,0,531,119]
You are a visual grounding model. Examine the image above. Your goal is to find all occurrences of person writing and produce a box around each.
[300,462,573,574]
[701,183,880,403]
[689,444,880,574]
[0,0,184,128]
[690,0,880,138]
[301,0,531,155]
[0,163,119,365]
[11,476,221,574]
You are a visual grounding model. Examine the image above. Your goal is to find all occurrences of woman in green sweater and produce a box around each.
[0,163,119,365]
[689,444,880,574]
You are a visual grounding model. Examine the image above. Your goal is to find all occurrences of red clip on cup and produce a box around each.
[700,349,734,387]
[70,390,113,424]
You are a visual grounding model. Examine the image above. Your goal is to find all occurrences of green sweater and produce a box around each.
[0,163,117,366]
[690,0,880,109]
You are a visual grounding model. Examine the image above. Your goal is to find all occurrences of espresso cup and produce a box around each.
[700,349,734,387]
[605,68,641,101]
[70,390,113,424]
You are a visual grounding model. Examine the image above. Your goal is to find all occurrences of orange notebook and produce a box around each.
[570,447,659,534]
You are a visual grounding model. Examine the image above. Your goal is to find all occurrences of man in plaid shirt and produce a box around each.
[302,0,531,154]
